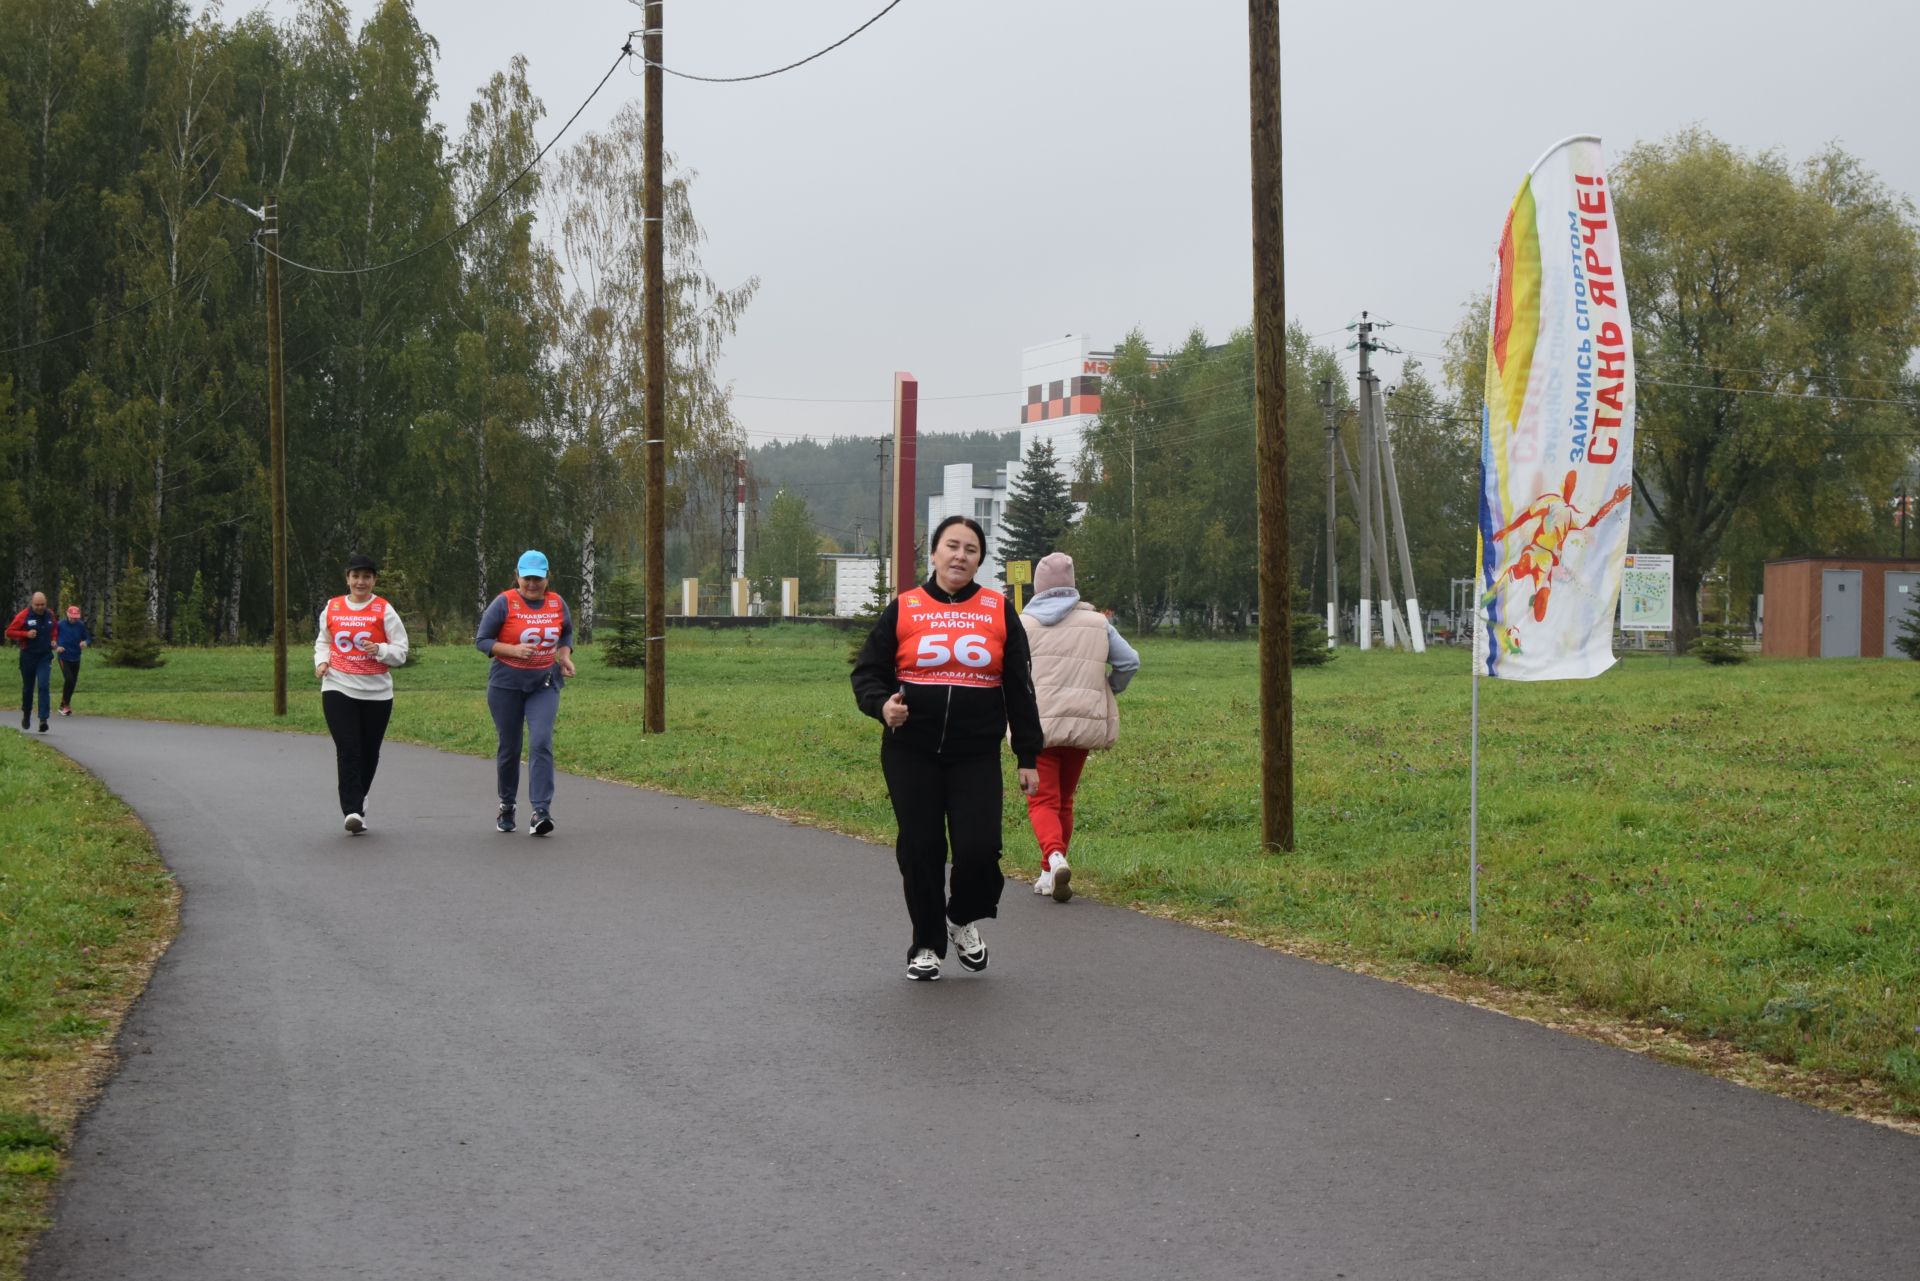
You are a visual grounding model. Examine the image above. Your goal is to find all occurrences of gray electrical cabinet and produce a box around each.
[1820,569,1862,658]
[1886,571,1920,656]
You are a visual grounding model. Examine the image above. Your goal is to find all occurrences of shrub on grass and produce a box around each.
[1892,601,1920,660]
[601,576,646,668]
[105,567,165,669]
[1692,623,1750,665]
[1291,583,1334,666]
[845,564,889,663]
[170,570,213,646]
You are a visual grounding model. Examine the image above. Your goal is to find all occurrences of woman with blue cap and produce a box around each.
[474,550,575,836]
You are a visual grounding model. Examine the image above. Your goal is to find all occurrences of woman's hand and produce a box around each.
[315,662,330,680]
[1017,768,1039,797]
[882,692,909,728]
[558,654,577,678]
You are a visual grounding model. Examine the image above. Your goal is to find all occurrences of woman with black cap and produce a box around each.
[474,549,575,837]
[851,515,1044,981]
[313,553,410,835]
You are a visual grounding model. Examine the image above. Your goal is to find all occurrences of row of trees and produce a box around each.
[1011,131,1920,649]
[2,0,754,643]
[1028,323,1471,639]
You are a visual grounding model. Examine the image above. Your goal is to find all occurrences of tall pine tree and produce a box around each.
[997,439,1077,565]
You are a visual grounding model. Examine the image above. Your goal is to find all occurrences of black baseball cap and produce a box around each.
[346,553,378,573]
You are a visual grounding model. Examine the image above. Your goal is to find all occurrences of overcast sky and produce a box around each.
[212,0,1920,443]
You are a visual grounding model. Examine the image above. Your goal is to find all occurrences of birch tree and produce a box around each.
[546,102,756,633]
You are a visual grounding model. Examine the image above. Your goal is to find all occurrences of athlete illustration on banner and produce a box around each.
[1480,469,1633,627]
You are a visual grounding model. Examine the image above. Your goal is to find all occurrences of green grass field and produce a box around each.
[0,733,176,1281]
[53,630,1920,1116]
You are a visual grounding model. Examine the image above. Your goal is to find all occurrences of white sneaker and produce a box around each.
[1050,855,1072,903]
[946,920,988,972]
[906,948,942,981]
[343,813,365,834]
[1033,870,1054,895]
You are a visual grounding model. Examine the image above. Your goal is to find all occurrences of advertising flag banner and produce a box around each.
[1476,136,1635,680]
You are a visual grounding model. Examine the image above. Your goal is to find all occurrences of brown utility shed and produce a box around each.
[1762,557,1920,658]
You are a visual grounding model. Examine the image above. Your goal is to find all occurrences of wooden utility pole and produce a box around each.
[642,2,667,733]
[1248,0,1293,851]
[265,196,288,717]
[1319,377,1338,646]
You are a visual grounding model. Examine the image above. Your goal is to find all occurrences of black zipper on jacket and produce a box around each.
[936,686,953,754]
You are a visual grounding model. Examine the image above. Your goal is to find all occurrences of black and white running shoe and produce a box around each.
[906,949,942,981]
[496,804,516,833]
[530,810,554,837]
[343,812,365,835]
[946,920,988,972]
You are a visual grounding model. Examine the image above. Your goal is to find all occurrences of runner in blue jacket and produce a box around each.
[55,604,94,716]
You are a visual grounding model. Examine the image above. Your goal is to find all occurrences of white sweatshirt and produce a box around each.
[312,597,410,701]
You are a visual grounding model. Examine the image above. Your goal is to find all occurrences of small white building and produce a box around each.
[925,463,1009,588]
[824,554,891,617]
[926,335,1152,587]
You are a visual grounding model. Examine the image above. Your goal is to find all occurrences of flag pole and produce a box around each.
[1469,661,1481,935]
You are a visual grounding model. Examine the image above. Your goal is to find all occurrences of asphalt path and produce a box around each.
[27,716,1920,1280]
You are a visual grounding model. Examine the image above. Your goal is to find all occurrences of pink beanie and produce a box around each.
[1033,552,1076,594]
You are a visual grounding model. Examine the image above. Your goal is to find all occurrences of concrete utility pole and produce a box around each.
[1366,392,1397,649]
[642,0,666,732]
[1354,315,1378,649]
[264,196,288,716]
[1378,385,1425,651]
[1248,0,1294,852]
[734,451,747,580]
[1318,377,1340,645]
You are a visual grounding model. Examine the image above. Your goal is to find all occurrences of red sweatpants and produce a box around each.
[1025,746,1090,871]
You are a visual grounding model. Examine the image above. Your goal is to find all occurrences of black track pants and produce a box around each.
[58,659,80,709]
[321,691,392,816]
[19,653,51,721]
[880,738,1005,959]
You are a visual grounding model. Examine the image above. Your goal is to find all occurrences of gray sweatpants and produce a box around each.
[488,682,560,810]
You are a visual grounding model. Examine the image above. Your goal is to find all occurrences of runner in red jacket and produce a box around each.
[8,591,59,732]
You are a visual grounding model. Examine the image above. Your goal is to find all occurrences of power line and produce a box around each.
[1638,377,1919,409]
[1396,328,1917,393]
[259,45,630,278]
[738,368,1274,414]
[736,386,1024,404]
[637,0,905,84]
[1630,354,1913,391]
[6,42,631,352]
[0,242,240,357]
[731,325,1369,408]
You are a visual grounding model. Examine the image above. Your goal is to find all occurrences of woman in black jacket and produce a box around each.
[851,515,1044,981]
